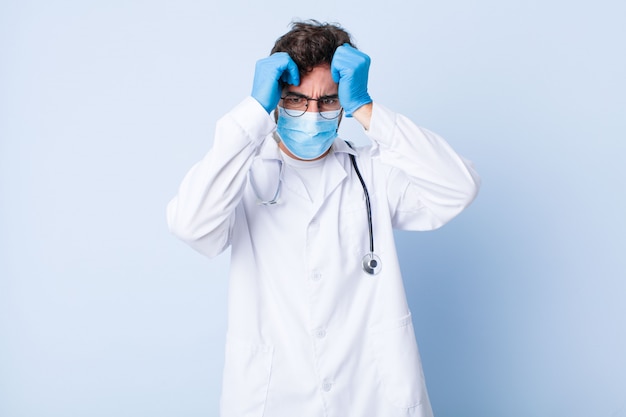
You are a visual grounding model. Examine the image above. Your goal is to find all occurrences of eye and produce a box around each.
[284,96,305,105]
[320,97,339,106]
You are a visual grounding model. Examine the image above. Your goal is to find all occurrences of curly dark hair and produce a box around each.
[270,20,354,74]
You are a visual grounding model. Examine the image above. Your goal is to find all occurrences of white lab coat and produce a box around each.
[167,97,480,417]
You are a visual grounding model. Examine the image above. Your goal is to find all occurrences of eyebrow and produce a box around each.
[284,91,339,100]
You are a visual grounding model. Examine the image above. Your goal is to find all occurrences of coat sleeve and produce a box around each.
[166,97,275,258]
[366,103,481,231]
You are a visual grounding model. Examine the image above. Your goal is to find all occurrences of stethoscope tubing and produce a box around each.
[345,142,381,275]
[349,153,374,255]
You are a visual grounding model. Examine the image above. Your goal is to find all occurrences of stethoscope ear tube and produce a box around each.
[250,159,283,205]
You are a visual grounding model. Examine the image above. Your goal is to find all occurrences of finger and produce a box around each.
[330,44,350,83]
[269,53,299,86]
[281,55,300,86]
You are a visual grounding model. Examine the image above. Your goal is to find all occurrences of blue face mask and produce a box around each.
[276,107,341,160]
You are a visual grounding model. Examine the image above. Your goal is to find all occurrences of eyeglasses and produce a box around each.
[280,93,342,119]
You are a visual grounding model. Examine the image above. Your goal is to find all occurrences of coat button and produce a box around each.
[310,271,322,282]
[322,380,333,392]
[315,328,327,339]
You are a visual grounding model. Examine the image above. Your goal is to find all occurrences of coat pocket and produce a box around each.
[220,338,274,417]
[370,312,428,409]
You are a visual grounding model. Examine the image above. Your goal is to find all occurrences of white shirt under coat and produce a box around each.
[167,97,480,417]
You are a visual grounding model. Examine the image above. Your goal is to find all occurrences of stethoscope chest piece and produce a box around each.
[362,252,382,275]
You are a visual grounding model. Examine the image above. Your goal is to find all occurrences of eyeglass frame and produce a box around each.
[279,92,343,119]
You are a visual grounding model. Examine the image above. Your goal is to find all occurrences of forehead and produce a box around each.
[285,64,338,96]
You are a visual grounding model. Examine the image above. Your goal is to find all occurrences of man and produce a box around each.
[167,20,479,417]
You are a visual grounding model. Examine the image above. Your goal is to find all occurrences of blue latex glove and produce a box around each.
[251,52,300,114]
[331,44,372,117]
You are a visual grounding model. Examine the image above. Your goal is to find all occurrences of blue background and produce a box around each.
[1,1,624,416]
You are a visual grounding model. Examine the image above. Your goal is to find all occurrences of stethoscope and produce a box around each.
[249,141,382,275]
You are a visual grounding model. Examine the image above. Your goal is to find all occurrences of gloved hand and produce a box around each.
[251,52,300,114]
[331,44,372,117]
